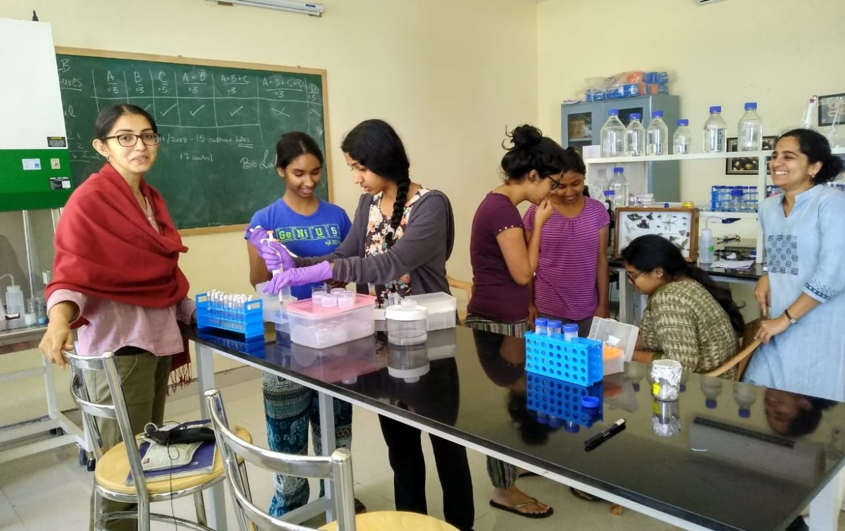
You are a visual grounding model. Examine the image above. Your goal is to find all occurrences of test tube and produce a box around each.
[534,318,548,335]
[563,323,578,341]
[547,320,562,337]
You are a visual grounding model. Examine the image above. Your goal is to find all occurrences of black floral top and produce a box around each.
[365,188,429,306]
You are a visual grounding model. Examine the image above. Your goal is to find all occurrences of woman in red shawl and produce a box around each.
[39,103,192,531]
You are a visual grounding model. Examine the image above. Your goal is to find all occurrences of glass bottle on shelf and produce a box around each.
[600,109,626,158]
[624,113,646,157]
[647,111,669,156]
[703,106,727,153]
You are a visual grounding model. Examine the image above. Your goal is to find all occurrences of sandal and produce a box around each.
[354,498,367,514]
[489,498,554,519]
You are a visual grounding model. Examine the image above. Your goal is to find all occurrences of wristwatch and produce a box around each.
[784,309,797,325]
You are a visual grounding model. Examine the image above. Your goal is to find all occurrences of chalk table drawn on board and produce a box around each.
[54,49,332,233]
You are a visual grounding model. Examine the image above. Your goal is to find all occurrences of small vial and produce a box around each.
[547,320,562,337]
[563,323,578,341]
[321,295,338,308]
[534,318,548,336]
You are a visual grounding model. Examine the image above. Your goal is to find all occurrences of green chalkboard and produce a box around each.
[55,48,332,233]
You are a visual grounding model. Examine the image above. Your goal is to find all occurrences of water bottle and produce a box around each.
[673,119,691,155]
[609,168,628,207]
[737,102,763,151]
[600,109,626,158]
[624,113,646,157]
[703,106,727,153]
[647,111,669,156]
[590,168,609,199]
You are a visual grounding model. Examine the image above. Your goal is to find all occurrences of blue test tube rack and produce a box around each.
[525,332,603,386]
[526,372,604,428]
[196,292,264,339]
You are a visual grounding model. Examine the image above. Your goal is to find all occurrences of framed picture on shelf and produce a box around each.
[614,207,699,261]
[725,136,776,175]
[818,93,845,127]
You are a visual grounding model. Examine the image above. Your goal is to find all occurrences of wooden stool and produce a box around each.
[320,511,460,531]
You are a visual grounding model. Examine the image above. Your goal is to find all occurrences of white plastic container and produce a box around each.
[406,292,457,331]
[386,299,428,346]
[588,317,639,375]
[285,294,376,349]
[5,284,24,330]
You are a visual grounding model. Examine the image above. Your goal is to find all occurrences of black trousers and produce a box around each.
[378,415,475,531]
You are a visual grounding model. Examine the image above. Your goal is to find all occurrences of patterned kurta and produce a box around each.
[743,185,845,401]
[641,280,738,377]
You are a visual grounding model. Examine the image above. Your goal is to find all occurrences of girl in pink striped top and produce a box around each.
[523,148,610,337]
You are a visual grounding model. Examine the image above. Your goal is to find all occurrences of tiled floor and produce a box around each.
[0,365,835,531]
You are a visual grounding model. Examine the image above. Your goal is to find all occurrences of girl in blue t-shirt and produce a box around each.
[245,131,357,516]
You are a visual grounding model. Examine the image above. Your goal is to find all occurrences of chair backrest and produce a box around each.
[446,275,473,324]
[702,319,763,380]
[65,350,154,501]
[204,389,356,531]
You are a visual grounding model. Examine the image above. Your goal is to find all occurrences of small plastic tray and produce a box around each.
[196,293,264,339]
[525,332,603,386]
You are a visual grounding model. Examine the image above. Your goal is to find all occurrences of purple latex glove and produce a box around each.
[246,225,272,249]
[260,241,296,272]
[263,262,333,294]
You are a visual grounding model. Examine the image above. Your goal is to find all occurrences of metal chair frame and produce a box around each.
[66,350,221,531]
[205,388,357,531]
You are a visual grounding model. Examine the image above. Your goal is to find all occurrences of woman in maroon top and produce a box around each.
[467,124,567,518]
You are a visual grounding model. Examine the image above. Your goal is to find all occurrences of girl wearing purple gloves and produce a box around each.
[254,119,475,531]
[245,132,358,517]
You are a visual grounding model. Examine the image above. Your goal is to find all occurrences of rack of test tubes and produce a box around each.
[525,322,603,386]
[526,372,603,429]
[196,291,264,339]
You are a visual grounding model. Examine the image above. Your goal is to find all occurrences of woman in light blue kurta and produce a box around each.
[744,129,845,402]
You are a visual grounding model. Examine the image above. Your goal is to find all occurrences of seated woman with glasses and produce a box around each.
[40,103,194,530]
[622,234,744,377]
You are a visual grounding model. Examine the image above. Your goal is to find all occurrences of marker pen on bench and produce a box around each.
[584,419,626,452]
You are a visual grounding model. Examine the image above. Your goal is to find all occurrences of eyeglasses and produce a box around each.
[104,133,162,147]
[626,270,643,283]
[548,175,562,191]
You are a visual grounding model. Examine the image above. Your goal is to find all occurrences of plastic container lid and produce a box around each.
[705,398,717,409]
[608,108,619,115]
[630,113,641,120]
[563,323,578,335]
[385,302,428,322]
[651,110,663,117]
[613,167,624,174]
[582,396,600,410]
[6,284,21,294]
[548,417,563,429]
[731,188,744,197]
[547,319,562,329]
[744,102,757,110]
[709,106,722,113]
[604,190,615,196]
[738,407,751,418]
[677,119,689,126]
[564,421,580,434]
[534,318,548,327]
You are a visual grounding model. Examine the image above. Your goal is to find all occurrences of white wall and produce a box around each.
[0,0,538,425]
[537,0,845,208]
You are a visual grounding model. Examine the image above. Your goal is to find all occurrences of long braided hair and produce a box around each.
[341,119,411,247]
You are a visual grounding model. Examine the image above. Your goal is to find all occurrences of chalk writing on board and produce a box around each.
[56,53,329,229]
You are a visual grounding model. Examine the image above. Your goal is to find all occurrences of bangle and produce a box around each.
[784,309,797,325]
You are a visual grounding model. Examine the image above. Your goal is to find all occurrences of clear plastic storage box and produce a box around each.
[284,294,377,349]
[588,317,639,375]
[406,292,457,331]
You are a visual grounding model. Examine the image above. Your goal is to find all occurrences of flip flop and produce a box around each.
[354,498,367,514]
[569,487,602,502]
[489,498,554,519]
